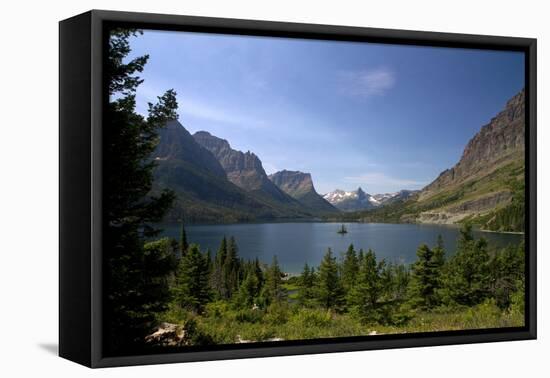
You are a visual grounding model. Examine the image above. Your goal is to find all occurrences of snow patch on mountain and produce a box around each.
[323,188,417,212]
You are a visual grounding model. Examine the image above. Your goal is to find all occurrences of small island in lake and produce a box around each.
[337,224,348,234]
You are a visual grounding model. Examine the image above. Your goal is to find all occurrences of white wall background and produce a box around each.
[0,0,546,376]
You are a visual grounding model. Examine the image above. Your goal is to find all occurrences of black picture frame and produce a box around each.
[59,9,537,368]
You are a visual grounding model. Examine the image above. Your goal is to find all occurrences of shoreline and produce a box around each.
[479,228,525,235]
[158,220,523,236]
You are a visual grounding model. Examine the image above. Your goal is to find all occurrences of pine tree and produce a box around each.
[103,28,179,354]
[172,244,210,313]
[393,263,410,301]
[317,248,344,310]
[349,249,382,322]
[341,244,359,294]
[204,248,212,274]
[253,257,265,289]
[235,272,260,308]
[443,224,490,306]
[223,236,240,298]
[379,260,394,301]
[433,234,446,268]
[179,220,189,256]
[297,263,316,306]
[358,248,365,266]
[489,241,525,309]
[264,255,286,304]
[210,236,228,298]
[408,243,443,309]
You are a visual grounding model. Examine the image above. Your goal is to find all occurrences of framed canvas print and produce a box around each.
[59,10,537,368]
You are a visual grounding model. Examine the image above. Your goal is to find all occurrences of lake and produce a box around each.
[158,222,522,274]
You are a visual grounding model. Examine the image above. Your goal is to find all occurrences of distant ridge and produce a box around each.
[323,187,417,212]
[268,170,339,214]
[153,120,311,223]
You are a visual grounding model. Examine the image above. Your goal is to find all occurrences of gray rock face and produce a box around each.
[422,89,525,196]
[155,120,227,178]
[193,131,302,205]
[269,170,339,214]
[269,170,314,198]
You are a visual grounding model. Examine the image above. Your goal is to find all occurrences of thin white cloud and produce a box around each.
[135,84,266,129]
[177,97,266,129]
[344,172,426,189]
[338,67,396,98]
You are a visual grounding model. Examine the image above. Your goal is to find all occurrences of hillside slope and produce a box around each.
[348,89,525,232]
[153,121,311,222]
[193,131,311,216]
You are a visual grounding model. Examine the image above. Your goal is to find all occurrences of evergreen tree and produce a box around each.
[179,220,189,256]
[223,236,240,298]
[341,244,359,293]
[408,243,444,310]
[443,224,490,306]
[235,272,260,308]
[393,263,410,301]
[104,28,179,354]
[349,249,382,322]
[433,234,446,268]
[253,257,265,289]
[379,260,394,301]
[172,244,210,313]
[205,248,213,275]
[358,248,365,266]
[489,241,525,309]
[317,248,344,310]
[297,263,317,306]
[263,255,286,304]
[210,236,228,298]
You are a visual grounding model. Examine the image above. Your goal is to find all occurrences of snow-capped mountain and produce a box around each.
[323,188,417,212]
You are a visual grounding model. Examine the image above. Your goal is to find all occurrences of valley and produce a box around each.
[153,89,525,233]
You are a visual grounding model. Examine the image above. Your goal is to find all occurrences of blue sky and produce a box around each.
[126,30,524,194]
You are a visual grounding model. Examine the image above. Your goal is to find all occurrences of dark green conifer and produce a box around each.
[173,244,210,313]
[317,248,344,310]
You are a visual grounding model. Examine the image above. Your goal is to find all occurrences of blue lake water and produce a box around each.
[159,222,522,274]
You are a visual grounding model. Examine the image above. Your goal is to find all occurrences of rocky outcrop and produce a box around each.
[421,89,525,198]
[447,191,513,213]
[155,120,227,178]
[145,323,188,347]
[412,89,525,225]
[269,170,314,198]
[193,131,299,206]
[417,191,513,224]
[269,170,338,214]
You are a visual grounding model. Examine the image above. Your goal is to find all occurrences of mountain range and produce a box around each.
[323,188,417,212]
[152,88,524,231]
[152,122,338,222]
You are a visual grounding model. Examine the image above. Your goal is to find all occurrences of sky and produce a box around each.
[125,30,525,194]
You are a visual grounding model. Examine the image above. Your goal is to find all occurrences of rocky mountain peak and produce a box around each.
[422,88,525,196]
[269,170,338,214]
[268,170,314,195]
[193,131,302,207]
[155,120,227,178]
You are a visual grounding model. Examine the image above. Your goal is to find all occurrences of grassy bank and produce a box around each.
[159,298,524,345]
